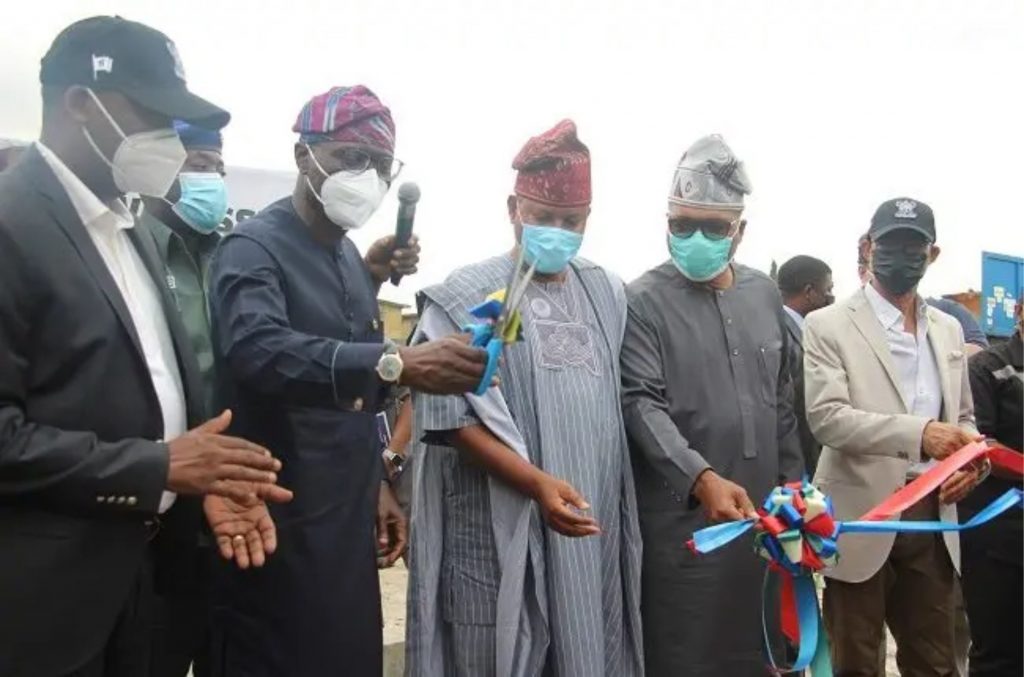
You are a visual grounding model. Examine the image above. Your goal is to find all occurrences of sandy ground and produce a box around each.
[381,563,410,677]
[189,565,902,676]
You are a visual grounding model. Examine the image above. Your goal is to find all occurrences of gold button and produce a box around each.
[353,398,364,411]
[96,496,105,503]
[116,496,126,505]
[127,496,138,507]
[107,496,117,503]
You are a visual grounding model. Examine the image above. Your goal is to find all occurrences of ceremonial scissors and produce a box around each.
[464,248,537,396]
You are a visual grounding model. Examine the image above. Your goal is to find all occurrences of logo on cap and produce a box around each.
[166,41,186,82]
[894,199,917,219]
[92,54,113,80]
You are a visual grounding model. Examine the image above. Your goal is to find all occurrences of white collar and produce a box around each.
[35,141,134,231]
[864,281,926,331]
[783,304,805,330]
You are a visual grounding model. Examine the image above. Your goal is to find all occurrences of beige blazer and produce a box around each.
[803,288,977,583]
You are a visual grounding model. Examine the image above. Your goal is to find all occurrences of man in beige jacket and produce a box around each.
[804,197,987,676]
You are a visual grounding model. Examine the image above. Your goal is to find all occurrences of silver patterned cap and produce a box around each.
[669,134,752,211]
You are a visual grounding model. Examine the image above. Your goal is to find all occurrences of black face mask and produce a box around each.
[872,245,929,295]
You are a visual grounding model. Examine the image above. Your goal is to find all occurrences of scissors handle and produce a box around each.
[474,337,504,396]
[464,322,493,349]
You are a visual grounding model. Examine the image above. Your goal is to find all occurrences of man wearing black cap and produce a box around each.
[0,17,290,677]
[802,197,987,675]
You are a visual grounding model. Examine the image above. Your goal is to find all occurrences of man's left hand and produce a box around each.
[939,460,986,505]
[365,235,420,286]
[376,481,408,567]
[204,491,287,569]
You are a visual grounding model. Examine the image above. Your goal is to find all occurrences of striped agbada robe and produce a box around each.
[405,254,644,677]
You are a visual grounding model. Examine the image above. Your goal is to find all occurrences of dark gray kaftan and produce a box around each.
[621,262,804,677]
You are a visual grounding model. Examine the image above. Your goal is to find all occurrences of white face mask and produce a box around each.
[81,88,186,197]
[305,144,388,229]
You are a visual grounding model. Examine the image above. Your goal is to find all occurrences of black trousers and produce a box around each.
[63,551,154,677]
[149,588,211,677]
[960,519,1023,677]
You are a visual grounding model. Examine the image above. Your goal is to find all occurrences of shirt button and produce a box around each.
[116,496,126,505]
[353,398,364,412]
[107,495,117,504]
[96,496,105,504]
[127,496,138,507]
[725,318,733,325]
[732,349,740,356]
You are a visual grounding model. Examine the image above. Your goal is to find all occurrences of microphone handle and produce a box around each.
[390,207,415,286]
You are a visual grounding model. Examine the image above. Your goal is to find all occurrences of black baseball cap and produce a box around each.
[40,16,229,129]
[869,197,936,243]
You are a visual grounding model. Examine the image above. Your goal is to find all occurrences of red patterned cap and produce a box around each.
[292,85,395,153]
[513,119,591,208]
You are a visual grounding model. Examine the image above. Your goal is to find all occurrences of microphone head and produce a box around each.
[397,182,421,205]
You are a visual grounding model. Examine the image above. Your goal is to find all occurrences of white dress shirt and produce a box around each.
[783,304,805,331]
[37,142,186,512]
[864,282,942,475]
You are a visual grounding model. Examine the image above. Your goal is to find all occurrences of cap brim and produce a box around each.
[121,85,230,130]
[871,222,934,242]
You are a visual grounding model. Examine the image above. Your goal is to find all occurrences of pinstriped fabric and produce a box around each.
[407,255,643,677]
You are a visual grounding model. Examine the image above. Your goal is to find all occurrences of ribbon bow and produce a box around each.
[688,441,1024,675]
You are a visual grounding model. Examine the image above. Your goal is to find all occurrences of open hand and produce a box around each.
[167,410,287,504]
[532,473,601,537]
[204,487,292,569]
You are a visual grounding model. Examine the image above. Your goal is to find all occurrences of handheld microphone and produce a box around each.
[390,182,421,286]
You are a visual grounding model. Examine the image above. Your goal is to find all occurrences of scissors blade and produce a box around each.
[494,248,526,322]
[496,260,536,337]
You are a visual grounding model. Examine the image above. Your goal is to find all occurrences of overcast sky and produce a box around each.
[2,0,1021,305]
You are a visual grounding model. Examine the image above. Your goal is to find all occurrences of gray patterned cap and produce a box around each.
[669,134,752,211]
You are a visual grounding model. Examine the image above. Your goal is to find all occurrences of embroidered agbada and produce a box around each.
[406,255,644,677]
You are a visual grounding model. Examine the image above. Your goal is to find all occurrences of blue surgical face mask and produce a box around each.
[521,224,583,274]
[668,231,734,282]
[172,172,228,234]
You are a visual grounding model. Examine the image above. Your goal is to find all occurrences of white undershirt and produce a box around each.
[37,142,186,512]
[864,283,943,475]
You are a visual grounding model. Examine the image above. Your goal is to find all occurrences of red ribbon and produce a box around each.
[859,441,1023,522]
[989,443,1024,476]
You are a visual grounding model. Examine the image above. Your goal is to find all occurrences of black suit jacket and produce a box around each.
[0,147,204,677]
[782,309,821,475]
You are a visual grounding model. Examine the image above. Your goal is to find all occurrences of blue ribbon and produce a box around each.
[839,488,1023,535]
[693,487,1024,676]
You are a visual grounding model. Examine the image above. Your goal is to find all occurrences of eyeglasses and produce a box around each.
[332,147,404,182]
[667,216,739,241]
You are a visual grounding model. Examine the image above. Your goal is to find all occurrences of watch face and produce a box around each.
[378,354,402,382]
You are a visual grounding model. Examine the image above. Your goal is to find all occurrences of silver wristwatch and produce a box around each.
[375,340,404,383]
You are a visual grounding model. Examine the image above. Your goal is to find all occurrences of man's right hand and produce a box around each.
[531,473,601,538]
[921,421,982,461]
[692,470,758,523]
[167,410,289,504]
[399,334,491,395]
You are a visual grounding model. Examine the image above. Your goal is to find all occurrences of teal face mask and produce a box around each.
[521,224,583,274]
[172,172,228,234]
[668,231,734,282]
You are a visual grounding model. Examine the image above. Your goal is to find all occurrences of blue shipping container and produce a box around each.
[980,251,1024,337]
